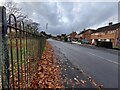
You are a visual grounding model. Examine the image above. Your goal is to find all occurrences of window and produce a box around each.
[95,33,99,35]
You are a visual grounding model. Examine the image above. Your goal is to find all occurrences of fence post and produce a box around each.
[0,6,10,89]
[0,6,3,90]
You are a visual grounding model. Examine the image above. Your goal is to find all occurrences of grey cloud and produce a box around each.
[19,2,118,35]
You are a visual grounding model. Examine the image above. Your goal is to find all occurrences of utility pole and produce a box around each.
[46,23,48,30]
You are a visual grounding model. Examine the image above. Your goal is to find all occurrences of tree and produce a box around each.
[64,36,68,42]
[3,1,40,33]
[24,19,40,33]
[4,0,27,22]
[31,22,40,32]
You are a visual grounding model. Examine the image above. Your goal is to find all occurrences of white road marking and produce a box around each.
[87,52,119,65]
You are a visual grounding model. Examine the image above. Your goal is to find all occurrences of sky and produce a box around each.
[0,0,119,35]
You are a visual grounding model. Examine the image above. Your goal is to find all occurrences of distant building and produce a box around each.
[78,29,95,43]
[75,34,80,41]
[56,35,62,41]
[67,32,77,41]
[91,22,120,48]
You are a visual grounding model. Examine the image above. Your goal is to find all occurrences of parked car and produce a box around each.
[82,39,89,44]
[72,41,78,44]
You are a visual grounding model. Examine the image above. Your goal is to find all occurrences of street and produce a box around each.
[48,39,119,88]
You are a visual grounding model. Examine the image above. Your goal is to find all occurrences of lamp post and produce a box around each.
[46,23,48,30]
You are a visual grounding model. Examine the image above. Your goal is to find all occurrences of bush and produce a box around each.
[64,36,68,42]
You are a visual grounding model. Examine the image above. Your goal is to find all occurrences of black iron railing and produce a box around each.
[0,6,46,89]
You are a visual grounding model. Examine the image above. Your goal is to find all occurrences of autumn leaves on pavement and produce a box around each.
[31,42,64,88]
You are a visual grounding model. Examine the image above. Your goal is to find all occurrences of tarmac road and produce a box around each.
[48,39,119,88]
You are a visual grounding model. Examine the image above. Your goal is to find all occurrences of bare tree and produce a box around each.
[24,19,40,32]
[31,22,40,32]
[4,0,27,22]
[3,1,40,32]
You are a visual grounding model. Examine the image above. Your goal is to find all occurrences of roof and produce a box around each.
[68,32,77,36]
[93,22,120,33]
[79,29,95,35]
[61,34,66,36]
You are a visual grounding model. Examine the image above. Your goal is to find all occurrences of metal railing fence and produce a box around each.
[0,6,46,89]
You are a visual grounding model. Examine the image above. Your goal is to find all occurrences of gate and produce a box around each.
[0,6,46,89]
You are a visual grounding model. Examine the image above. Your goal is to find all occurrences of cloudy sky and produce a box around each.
[0,0,119,35]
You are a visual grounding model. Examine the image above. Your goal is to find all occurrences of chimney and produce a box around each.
[109,22,112,26]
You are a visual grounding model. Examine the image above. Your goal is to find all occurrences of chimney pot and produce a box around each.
[109,22,112,26]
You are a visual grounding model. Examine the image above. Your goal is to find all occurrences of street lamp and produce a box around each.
[46,23,48,30]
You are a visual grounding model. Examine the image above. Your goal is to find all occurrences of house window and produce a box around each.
[106,39,110,42]
[98,39,101,41]
[109,30,116,34]
[95,33,99,35]
[101,32,105,35]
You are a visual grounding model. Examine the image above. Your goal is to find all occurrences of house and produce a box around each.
[117,27,120,48]
[75,34,80,41]
[78,29,95,43]
[91,22,120,48]
[56,35,62,41]
[67,32,77,41]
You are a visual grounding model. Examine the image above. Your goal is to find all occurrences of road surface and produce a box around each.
[48,39,119,88]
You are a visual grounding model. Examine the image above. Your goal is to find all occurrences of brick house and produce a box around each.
[56,35,61,41]
[117,26,120,48]
[75,34,80,41]
[67,32,77,41]
[78,29,95,43]
[91,22,120,48]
